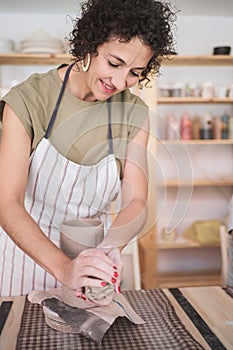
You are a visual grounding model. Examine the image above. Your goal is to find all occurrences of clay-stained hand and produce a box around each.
[97,246,123,294]
[61,247,119,305]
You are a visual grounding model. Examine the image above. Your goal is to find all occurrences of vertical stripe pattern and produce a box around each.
[0,138,120,296]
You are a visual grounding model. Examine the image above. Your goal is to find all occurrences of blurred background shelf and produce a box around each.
[162,55,233,66]
[157,238,220,250]
[158,179,233,187]
[157,271,221,288]
[158,97,233,104]
[0,53,71,65]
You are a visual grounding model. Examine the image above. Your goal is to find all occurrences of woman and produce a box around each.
[0,0,175,300]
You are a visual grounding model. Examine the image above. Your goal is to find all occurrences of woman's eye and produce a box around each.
[130,70,140,77]
[108,61,120,68]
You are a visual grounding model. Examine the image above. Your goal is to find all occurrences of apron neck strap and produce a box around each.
[45,61,76,139]
[107,98,113,155]
[45,62,125,157]
[107,92,124,155]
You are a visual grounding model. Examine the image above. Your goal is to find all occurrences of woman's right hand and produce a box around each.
[61,248,119,300]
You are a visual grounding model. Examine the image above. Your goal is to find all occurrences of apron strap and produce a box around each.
[45,61,76,139]
[107,98,113,155]
[107,92,124,155]
[45,61,124,157]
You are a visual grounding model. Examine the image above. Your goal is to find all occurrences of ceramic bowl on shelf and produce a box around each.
[213,46,231,55]
[20,29,66,54]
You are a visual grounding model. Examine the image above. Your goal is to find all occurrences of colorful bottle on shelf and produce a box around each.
[180,111,192,140]
[213,116,222,139]
[200,112,213,139]
[191,115,201,139]
[221,112,229,139]
[228,116,233,139]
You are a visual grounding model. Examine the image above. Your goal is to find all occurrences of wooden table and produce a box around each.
[164,286,233,350]
[0,286,233,349]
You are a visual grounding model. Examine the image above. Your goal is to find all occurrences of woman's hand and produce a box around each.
[96,246,124,294]
[61,248,119,305]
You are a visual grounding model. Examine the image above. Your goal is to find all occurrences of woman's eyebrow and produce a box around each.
[109,54,145,70]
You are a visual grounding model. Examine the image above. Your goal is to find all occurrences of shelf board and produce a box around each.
[0,53,71,65]
[157,238,220,250]
[0,53,233,67]
[158,179,233,187]
[162,55,233,66]
[157,271,221,288]
[157,97,233,104]
[158,139,233,145]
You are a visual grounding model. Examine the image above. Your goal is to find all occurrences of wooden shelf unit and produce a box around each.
[157,271,221,288]
[157,238,220,250]
[162,55,233,66]
[158,139,233,145]
[158,97,233,104]
[158,179,233,187]
[0,53,71,65]
[151,54,233,289]
[0,53,232,67]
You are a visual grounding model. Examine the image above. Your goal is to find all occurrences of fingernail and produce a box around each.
[101,281,107,286]
[113,271,118,278]
[117,286,121,294]
[81,294,86,300]
[113,265,117,270]
[111,277,116,284]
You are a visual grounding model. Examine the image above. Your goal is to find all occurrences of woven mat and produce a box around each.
[16,289,204,350]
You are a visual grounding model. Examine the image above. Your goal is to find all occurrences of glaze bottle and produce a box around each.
[213,116,222,139]
[221,112,229,139]
[180,111,192,140]
[228,116,233,139]
[200,112,213,140]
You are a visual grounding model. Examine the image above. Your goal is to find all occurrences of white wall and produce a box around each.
[0,12,76,50]
[0,12,233,54]
[176,15,233,55]
[0,12,76,88]
[0,12,232,89]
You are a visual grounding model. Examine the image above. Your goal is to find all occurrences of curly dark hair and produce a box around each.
[69,0,176,82]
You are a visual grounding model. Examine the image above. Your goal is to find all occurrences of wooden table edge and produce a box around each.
[163,289,212,350]
[0,296,26,350]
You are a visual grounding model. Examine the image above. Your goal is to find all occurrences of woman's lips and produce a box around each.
[100,80,116,94]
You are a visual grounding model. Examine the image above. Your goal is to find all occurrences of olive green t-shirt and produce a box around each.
[0,65,148,177]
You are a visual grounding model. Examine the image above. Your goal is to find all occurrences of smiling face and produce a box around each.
[81,36,153,101]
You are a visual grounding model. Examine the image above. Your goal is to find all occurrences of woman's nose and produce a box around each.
[111,72,127,91]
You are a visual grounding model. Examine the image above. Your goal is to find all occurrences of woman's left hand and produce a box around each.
[97,245,123,294]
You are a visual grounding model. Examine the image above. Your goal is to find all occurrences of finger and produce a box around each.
[80,248,117,268]
[79,257,119,284]
[75,288,82,297]
[79,271,118,288]
[114,284,121,294]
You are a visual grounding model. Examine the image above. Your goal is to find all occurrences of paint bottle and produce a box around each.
[221,112,229,139]
[200,112,213,139]
[180,111,192,140]
[213,116,222,139]
[228,116,233,139]
[191,115,201,139]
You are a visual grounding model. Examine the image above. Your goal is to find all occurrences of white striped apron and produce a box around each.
[0,63,120,296]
